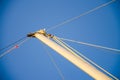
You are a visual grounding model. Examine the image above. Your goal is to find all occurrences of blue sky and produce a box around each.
[0,0,120,80]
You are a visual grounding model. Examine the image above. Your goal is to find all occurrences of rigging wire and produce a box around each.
[41,43,65,80]
[0,37,30,58]
[46,0,116,31]
[57,37,120,53]
[0,36,27,52]
[53,36,118,80]
[53,37,85,59]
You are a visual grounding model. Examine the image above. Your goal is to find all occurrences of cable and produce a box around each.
[53,36,118,80]
[41,43,65,80]
[0,36,27,52]
[0,37,30,58]
[57,37,120,53]
[46,0,116,31]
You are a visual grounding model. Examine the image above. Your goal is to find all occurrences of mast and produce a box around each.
[27,29,112,80]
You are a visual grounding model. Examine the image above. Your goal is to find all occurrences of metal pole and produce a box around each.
[34,33,112,80]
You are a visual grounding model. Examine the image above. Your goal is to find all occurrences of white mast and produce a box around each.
[27,29,112,80]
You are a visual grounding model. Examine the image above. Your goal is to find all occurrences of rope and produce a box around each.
[0,36,27,51]
[0,37,30,58]
[46,0,116,31]
[53,37,82,60]
[53,36,118,80]
[57,37,120,53]
[41,43,65,80]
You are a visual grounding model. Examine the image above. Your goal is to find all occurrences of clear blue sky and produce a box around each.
[0,0,120,80]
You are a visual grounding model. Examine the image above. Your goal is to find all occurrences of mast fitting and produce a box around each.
[27,29,54,38]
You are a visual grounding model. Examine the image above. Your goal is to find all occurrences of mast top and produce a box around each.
[27,29,54,38]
